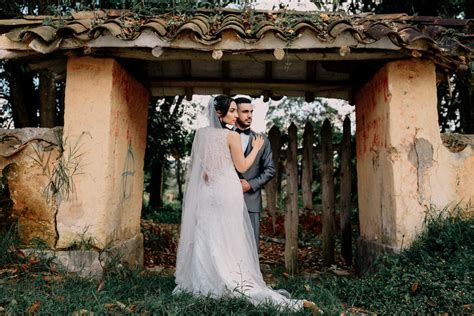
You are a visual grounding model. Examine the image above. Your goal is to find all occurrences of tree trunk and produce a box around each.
[38,0,50,15]
[265,125,282,233]
[340,117,352,266]
[176,158,183,202]
[302,121,314,212]
[4,61,38,128]
[284,123,299,275]
[457,70,474,134]
[39,71,58,127]
[467,0,474,19]
[321,119,335,267]
[149,163,164,208]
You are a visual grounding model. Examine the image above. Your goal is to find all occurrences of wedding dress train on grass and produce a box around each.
[173,127,304,311]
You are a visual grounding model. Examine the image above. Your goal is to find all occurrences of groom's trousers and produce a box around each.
[248,212,260,251]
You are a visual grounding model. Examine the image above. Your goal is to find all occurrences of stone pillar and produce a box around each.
[355,59,440,272]
[55,57,149,271]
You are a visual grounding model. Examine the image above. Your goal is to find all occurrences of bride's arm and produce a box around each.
[228,131,264,173]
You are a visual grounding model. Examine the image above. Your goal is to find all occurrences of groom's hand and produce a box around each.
[240,179,251,192]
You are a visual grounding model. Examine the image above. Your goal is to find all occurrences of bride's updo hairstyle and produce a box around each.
[213,95,234,117]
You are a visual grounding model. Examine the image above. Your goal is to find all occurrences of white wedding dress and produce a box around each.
[173,126,304,311]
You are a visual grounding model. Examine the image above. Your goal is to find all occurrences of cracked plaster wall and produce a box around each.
[0,57,149,253]
[356,59,474,250]
[0,128,62,248]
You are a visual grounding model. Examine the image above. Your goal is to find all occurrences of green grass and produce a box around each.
[318,206,474,314]
[0,270,311,315]
[1,207,472,314]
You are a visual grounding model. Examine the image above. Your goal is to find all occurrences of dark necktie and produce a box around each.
[236,128,251,135]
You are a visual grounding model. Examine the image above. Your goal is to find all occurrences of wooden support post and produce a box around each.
[340,116,352,266]
[321,119,335,266]
[222,61,230,96]
[266,125,282,233]
[302,121,314,212]
[39,70,57,127]
[181,60,193,100]
[305,61,317,102]
[285,123,299,275]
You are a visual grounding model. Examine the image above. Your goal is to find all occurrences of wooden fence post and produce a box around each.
[321,119,335,266]
[266,125,282,233]
[302,121,314,212]
[285,123,299,275]
[340,116,352,266]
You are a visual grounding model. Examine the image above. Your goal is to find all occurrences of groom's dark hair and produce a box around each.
[234,97,251,107]
[214,95,234,116]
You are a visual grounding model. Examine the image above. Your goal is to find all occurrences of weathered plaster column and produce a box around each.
[56,57,149,271]
[355,59,473,272]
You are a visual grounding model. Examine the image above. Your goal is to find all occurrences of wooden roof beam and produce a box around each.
[149,79,351,93]
[75,47,408,62]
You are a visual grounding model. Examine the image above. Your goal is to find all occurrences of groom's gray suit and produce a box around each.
[237,129,276,249]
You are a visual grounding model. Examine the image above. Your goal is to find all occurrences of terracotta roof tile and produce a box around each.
[0,10,471,66]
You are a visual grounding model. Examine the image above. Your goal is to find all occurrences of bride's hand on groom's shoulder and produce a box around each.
[252,134,264,151]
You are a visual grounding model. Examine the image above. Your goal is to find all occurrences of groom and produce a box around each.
[234,97,276,251]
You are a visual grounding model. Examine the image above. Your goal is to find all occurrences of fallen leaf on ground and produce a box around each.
[333,269,351,276]
[96,280,105,293]
[27,301,41,314]
[115,301,127,310]
[0,268,16,275]
[104,303,116,310]
[50,264,57,273]
[145,266,164,274]
[28,256,40,265]
[71,309,94,316]
[426,298,437,307]
[15,248,26,258]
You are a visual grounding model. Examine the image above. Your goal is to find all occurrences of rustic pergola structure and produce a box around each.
[0,9,473,274]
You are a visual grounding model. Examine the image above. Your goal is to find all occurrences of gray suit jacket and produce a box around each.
[237,130,276,213]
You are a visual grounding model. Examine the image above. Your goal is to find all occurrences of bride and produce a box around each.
[173,95,319,312]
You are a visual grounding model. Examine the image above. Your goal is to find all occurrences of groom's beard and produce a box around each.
[236,118,251,129]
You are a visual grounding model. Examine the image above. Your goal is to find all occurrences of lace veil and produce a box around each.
[206,97,223,129]
[175,97,224,284]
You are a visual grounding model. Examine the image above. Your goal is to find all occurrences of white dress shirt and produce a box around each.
[240,132,250,153]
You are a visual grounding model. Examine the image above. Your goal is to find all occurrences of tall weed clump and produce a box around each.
[0,223,20,267]
[324,205,474,314]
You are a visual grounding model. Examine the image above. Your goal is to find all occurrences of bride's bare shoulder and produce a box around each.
[227,130,239,138]
[227,130,240,145]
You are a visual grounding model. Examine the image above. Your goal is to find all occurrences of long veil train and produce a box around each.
[173,97,304,311]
